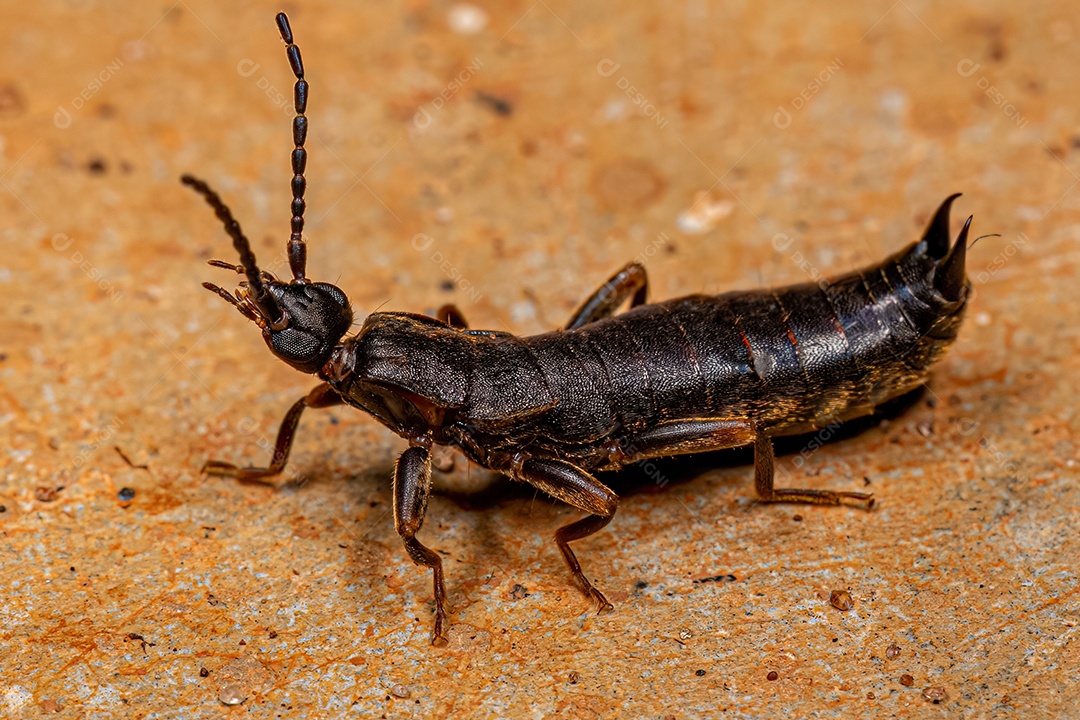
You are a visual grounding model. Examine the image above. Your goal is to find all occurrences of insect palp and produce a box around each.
[207,259,244,273]
[201,281,239,306]
[201,281,262,323]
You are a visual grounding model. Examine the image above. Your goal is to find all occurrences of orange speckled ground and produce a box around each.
[0,1,1077,717]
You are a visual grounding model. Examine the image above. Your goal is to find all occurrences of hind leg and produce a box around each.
[753,431,874,508]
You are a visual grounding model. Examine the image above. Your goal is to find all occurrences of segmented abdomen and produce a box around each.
[516,262,961,442]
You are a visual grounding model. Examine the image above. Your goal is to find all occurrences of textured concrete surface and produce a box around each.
[1,1,1077,717]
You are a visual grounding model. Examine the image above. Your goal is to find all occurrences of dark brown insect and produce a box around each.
[182,13,976,646]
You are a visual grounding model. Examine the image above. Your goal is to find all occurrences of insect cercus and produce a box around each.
[183,13,976,646]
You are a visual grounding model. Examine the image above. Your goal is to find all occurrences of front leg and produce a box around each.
[565,261,648,329]
[204,382,343,482]
[393,443,450,646]
[509,455,619,611]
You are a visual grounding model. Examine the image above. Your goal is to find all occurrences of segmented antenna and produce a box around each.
[276,12,309,283]
[181,174,283,324]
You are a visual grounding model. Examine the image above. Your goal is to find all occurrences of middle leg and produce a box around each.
[509,455,619,611]
[565,261,648,329]
[436,303,468,329]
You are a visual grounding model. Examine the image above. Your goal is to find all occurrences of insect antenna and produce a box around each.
[968,233,1001,250]
[276,12,309,283]
[181,174,283,325]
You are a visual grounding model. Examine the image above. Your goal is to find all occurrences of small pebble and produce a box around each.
[36,486,60,502]
[390,684,410,699]
[695,669,706,677]
[766,671,778,681]
[199,667,209,678]
[922,686,948,703]
[829,590,854,611]
[676,191,734,234]
[118,487,136,502]
[218,684,246,705]
[900,674,914,687]
[446,3,488,34]
[886,644,900,659]
[678,628,692,641]
[866,692,875,699]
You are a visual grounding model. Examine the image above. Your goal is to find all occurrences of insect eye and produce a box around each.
[313,282,348,308]
[269,327,321,363]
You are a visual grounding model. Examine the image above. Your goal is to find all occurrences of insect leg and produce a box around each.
[611,419,873,508]
[565,262,648,329]
[511,456,619,611]
[753,431,874,509]
[393,444,450,646]
[436,303,468,329]
[613,417,756,462]
[203,383,342,482]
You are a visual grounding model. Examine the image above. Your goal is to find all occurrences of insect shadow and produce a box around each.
[437,385,926,511]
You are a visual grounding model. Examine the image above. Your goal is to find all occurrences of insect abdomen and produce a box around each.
[512,242,966,444]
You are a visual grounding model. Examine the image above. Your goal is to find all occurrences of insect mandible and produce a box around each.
[182,13,976,646]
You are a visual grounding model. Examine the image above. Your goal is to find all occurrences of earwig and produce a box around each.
[182,13,977,646]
